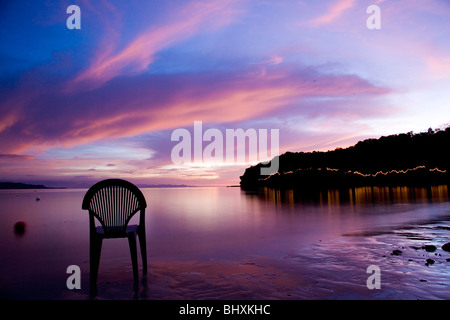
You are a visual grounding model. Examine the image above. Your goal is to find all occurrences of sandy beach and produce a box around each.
[61,214,450,301]
[1,188,449,300]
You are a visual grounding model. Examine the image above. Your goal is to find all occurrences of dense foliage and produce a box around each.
[240,127,450,190]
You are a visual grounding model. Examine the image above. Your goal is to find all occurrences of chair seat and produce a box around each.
[95,225,139,238]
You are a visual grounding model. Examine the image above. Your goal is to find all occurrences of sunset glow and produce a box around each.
[1,0,449,187]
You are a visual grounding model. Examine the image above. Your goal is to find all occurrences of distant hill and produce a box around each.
[0,182,51,189]
[240,127,450,190]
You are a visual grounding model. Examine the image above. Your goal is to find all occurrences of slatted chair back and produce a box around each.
[82,179,147,237]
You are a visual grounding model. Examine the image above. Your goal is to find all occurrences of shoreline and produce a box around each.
[42,211,450,300]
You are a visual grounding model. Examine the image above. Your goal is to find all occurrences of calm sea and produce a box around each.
[0,186,449,299]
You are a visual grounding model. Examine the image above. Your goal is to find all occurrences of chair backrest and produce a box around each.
[82,179,147,234]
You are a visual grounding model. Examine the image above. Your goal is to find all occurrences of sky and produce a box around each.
[0,0,449,188]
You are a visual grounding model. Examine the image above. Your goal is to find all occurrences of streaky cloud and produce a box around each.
[309,0,356,26]
[69,0,245,90]
[0,63,392,154]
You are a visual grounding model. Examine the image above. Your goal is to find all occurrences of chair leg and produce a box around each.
[90,236,103,296]
[138,228,147,276]
[128,233,139,284]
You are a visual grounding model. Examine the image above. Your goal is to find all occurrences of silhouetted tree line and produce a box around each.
[240,126,450,190]
[0,182,49,189]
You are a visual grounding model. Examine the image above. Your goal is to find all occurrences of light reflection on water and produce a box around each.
[258,185,450,208]
[0,185,449,299]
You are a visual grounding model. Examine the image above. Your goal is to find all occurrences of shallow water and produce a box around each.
[0,185,449,299]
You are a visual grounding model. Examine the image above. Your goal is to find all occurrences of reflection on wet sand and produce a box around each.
[247,185,450,300]
[1,187,449,300]
[258,185,450,207]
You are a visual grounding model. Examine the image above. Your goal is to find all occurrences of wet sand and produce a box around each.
[61,215,450,300]
[1,188,449,300]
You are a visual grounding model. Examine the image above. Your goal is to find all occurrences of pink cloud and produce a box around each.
[310,0,356,26]
[69,0,244,89]
[0,64,392,155]
[426,55,450,79]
